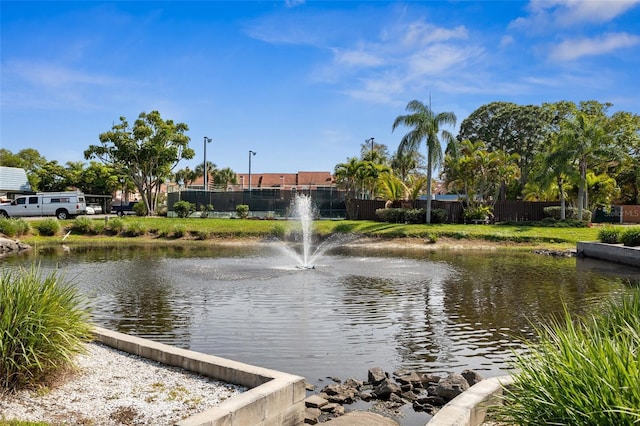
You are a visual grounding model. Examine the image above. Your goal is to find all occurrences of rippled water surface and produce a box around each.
[4,243,639,425]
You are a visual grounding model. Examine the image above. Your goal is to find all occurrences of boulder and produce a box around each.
[435,374,470,401]
[461,369,483,387]
[368,367,387,385]
[373,378,402,400]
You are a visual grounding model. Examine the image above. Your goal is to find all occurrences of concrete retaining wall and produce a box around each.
[94,327,306,426]
[427,375,514,426]
[577,241,640,268]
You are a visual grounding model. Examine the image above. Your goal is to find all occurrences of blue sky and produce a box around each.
[2,1,639,175]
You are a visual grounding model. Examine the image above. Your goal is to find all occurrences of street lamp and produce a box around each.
[203,137,212,191]
[248,150,256,192]
[366,137,375,155]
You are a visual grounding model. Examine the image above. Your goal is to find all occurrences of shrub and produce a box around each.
[123,221,147,237]
[0,218,30,237]
[544,206,592,221]
[495,292,640,425]
[106,217,125,235]
[0,267,93,391]
[375,208,408,223]
[430,208,448,224]
[463,205,493,222]
[34,219,60,236]
[236,204,250,219]
[598,226,622,244]
[71,217,94,235]
[133,201,147,216]
[173,201,196,218]
[200,204,214,218]
[405,208,426,224]
[172,224,187,238]
[620,227,640,247]
[269,223,286,239]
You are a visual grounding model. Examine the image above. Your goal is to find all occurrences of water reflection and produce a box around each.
[2,244,638,425]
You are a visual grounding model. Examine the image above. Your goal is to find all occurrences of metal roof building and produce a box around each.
[0,166,32,199]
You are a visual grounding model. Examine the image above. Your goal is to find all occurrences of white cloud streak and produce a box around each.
[549,32,640,60]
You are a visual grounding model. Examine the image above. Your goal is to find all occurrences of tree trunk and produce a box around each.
[426,156,433,224]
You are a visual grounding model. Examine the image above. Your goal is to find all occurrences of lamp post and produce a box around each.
[366,137,375,156]
[203,137,212,191]
[248,150,256,193]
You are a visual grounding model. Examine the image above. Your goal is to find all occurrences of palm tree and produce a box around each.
[214,167,237,190]
[392,99,456,223]
[334,157,366,219]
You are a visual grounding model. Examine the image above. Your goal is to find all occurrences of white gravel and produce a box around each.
[0,342,246,425]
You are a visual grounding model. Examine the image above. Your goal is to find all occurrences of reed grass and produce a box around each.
[0,266,93,392]
[495,291,640,425]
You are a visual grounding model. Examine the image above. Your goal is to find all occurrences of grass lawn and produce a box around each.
[19,217,601,249]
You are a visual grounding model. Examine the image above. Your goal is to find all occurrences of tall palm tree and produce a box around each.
[334,157,366,219]
[392,99,456,223]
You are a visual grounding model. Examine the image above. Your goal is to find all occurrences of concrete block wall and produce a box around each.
[93,327,306,426]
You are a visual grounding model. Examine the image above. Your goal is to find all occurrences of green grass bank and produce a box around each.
[10,217,602,250]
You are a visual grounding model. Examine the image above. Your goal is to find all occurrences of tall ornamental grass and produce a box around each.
[496,291,640,425]
[0,267,93,392]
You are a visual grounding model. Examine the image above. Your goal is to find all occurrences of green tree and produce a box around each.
[458,102,550,192]
[33,161,70,192]
[85,111,194,215]
[392,99,456,223]
[195,161,217,190]
[334,157,366,219]
[174,166,198,187]
[78,161,120,195]
[214,167,238,190]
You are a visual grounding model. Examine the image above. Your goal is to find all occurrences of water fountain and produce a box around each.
[278,193,344,269]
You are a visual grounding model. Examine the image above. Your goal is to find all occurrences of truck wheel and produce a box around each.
[0,210,8,218]
[117,210,124,217]
[56,209,69,220]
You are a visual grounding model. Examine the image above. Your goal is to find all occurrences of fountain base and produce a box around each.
[296,265,315,270]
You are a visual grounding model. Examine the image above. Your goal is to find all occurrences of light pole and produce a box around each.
[203,137,212,191]
[248,150,256,193]
[366,137,375,156]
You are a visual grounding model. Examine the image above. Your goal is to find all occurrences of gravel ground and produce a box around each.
[0,342,246,425]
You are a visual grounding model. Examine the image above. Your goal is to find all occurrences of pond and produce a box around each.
[3,243,639,425]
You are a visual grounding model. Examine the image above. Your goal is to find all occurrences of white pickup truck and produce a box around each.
[0,191,87,220]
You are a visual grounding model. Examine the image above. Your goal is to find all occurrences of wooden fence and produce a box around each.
[352,199,560,223]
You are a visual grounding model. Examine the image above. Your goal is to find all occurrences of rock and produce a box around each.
[0,237,30,257]
[373,378,402,400]
[461,369,483,387]
[320,402,340,412]
[435,374,470,401]
[343,377,363,389]
[305,406,321,424]
[416,394,447,407]
[305,395,328,409]
[368,367,387,385]
[359,390,375,401]
[421,373,442,387]
[394,370,423,389]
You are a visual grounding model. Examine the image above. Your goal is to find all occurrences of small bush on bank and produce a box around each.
[235,204,249,219]
[495,291,640,425]
[598,226,622,244]
[34,219,60,236]
[0,218,30,237]
[172,224,187,238]
[620,227,640,247]
[106,217,125,235]
[499,218,589,228]
[430,208,448,224]
[133,201,147,216]
[544,206,592,221]
[0,267,93,391]
[173,201,195,218]
[71,217,94,235]
[123,221,147,237]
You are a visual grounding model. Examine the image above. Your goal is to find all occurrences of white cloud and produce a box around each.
[332,48,385,67]
[549,32,640,60]
[510,0,640,30]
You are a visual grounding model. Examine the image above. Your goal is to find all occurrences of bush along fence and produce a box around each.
[357,200,560,223]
